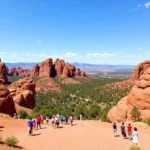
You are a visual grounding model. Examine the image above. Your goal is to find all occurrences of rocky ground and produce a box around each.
[0,118,149,150]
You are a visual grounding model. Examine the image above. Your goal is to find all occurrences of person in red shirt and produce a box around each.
[36,115,41,129]
[127,123,132,140]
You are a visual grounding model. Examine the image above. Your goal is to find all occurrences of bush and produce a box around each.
[0,136,3,143]
[130,107,141,122]
[128,144,143,150]
[5,136,19,146]
[147,118,150,126]
[0,113,11,118]
[18,110,28,119]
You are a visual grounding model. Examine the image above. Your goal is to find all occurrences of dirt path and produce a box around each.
[0,118,149,150]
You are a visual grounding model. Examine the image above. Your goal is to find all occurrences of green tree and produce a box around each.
[130,107,141,122]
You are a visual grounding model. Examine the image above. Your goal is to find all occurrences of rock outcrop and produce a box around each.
[108,61,150,122]
[32,64,40,76]
[39,58,53,77]
[131,60,150,81]
[0,59,8,84]
[0,81,16,116]
[9,67,31,77]
[9,78,36,109]
[32,58,86,78]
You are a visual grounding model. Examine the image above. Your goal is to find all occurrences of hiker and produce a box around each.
[51,115,55,127]
[120,122,126,138]
[113,123,117,137]
[55,116,59,129]
[37,115,41,129]
[46,115,49,124]
[127,123,132,140]
[28,118,33,136]
[41,115,44,124]
[33,120,36,130]
[70,115,73,126]
[133,127,138,145]
[80,114,83,120]
[13,113,17,119]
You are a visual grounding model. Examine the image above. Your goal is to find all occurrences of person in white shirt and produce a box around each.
[132,127,138,145]
[80,114,83,120]
[46,116,49,124]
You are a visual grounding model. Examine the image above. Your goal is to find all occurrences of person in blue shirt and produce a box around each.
[28,118,33,136]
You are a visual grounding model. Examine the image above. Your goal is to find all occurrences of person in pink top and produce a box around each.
[36,115,41,129]
[33,120,36,130]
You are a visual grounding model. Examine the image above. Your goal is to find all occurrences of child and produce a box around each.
[51,116,55,127]
[120,122,126,139]
[133,127,138,145]
[33,120,36,130]
[113,123,117,137]
[28,118,33,136]
[127,123,132,140]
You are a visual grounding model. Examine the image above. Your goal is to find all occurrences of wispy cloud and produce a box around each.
[86,53,116,57]
[137,48,142,51]
[10,53,18,58]
[0,52,7,55]
[129,4,141,12]
[64,52,77,57]
[38,40,43,44]
[145,2,150,8]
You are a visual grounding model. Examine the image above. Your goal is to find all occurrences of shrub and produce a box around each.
[0,113,11,118]
[5,136,19,146]
[0,136,3,143]
[18,110,28,119]
[130,107,141,122]
[147,118,150,126]
[128,144,143,150]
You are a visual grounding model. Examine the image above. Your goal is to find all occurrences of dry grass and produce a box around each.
[128,144,143,150]
[0,113,11,118]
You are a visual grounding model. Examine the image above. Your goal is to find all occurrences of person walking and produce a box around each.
[27,118,33,136]
[113,123,117,137]
[120,122,126,139]
[46,115,49,124]
[132,127,138,145]
[80,114,83,120]
[37,115,41,129]
[127,123,132,140]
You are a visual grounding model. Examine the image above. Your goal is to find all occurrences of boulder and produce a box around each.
[75,68,81,76]
[0,83,16,116]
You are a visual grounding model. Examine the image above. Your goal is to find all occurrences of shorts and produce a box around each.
[113,129,117,133]
[128,132,132,136]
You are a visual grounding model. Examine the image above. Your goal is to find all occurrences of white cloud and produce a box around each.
[38,40,43,44]
[0,52,7,55]
[64,52,77,57]
[10,53,18,58]
[86,53,116,57]
[145,2,150,8]
[137,48,142,51]
[129,4,142,12]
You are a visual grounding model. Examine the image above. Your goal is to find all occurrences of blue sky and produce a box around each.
[0,0,150,64]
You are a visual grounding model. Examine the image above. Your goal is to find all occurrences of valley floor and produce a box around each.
[0,118,149,150]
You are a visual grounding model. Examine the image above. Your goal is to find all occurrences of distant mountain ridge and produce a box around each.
[5,62,136,70]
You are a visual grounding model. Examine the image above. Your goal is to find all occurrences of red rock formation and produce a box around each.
[31,58,86,78]
[54,59,65,75]
[9,67,31,77]
[0,82,16,116]
[0,59,8,84]
[39,58,53,77]
[32,64,40,76]
[108,62,150,122]
[131,60,150,81]
[9,78,36,109]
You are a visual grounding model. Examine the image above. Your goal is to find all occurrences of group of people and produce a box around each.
[113,122,139,145]
[27,114,74,136]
